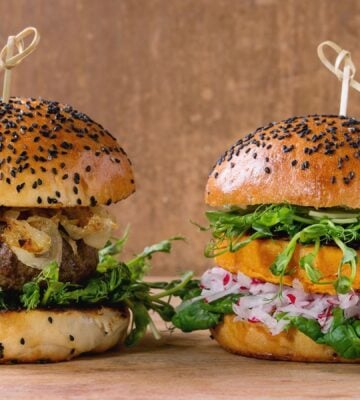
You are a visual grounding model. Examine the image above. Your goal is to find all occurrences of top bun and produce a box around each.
[0,98,134,207]
[206,115,360,209]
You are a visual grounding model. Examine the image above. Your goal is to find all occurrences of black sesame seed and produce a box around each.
[85,165,91,172]
[62,174,69,180]
[69,335,74,341]
[48,316,53,324]
[37,196,42,204]
[60,141,73,150]
[291,159,298,166]
[301,161,310,170]
[20,338,25,345]
[282,144,294,153]
[76,198,82,205]
[264,167,271,174]
[331,176,336,184]
[74,173,80,184]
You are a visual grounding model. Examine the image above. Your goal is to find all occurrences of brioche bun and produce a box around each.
[211,315,360,362]
[0,97,135,207]
[0,306,129,363]
[206,115,360,209]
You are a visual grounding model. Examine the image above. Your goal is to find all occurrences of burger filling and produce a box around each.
[172,204,360,359]
[204,204,360,293]
[0,206,194,346]
[0,206,113,290]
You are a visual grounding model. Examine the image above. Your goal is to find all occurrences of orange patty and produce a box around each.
[215,238,359,295]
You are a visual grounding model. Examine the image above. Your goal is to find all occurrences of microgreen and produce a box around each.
[203,204,360,293]
[10,232,195,347]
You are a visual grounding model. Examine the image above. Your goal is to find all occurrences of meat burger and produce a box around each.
[0,97,190,363]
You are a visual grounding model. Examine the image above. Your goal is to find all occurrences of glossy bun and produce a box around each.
[212,315,359,362]
[206,115,360,209]
[0,307,129,363]
[0,98,135,207]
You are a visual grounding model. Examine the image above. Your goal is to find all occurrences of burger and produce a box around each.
[0,97,192,363]
[173,114,360,362]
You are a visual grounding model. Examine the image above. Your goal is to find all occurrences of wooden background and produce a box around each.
[1,0,360,274]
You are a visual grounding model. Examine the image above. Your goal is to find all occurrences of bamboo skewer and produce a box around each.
[0,27,40,103]
[318,41,360,116]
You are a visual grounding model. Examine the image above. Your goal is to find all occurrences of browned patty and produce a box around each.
[0,239,98,290]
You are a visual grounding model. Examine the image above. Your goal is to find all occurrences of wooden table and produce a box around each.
[1,300,360,399]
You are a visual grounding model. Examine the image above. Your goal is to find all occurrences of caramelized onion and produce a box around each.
[60,207,116,249]
[3,216,62,270]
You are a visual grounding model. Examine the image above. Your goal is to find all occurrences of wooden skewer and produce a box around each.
[317,41,360,116]
[2,36,15,103]
[0,27,40,103]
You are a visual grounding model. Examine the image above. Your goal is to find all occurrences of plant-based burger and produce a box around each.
[173,115,360,362]
[0,97,193,363]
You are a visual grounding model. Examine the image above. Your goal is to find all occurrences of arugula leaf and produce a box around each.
[172,294,240,332]
[172,300,221,332]
[286,315,323,342]
[97,228,129,273]
[318,309,360,359]
[127,236,185,280]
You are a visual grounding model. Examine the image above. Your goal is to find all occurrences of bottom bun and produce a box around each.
[0,306,129,363]
[211,315,360,363]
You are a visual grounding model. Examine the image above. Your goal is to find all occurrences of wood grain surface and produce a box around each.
[0,303,359,400]
[1,1,360,274]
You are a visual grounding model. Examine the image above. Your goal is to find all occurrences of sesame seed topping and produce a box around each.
[264,167,271,174]
[74,173,80,184]
[301,161,310,170]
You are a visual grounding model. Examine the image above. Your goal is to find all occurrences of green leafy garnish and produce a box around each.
[172,294,240,332]
[16,232,195,347]
[203,204,360,293]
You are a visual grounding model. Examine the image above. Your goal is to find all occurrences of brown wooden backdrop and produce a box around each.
[1,0,360,274]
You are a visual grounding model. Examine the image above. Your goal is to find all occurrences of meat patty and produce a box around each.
[0,239,98,290]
